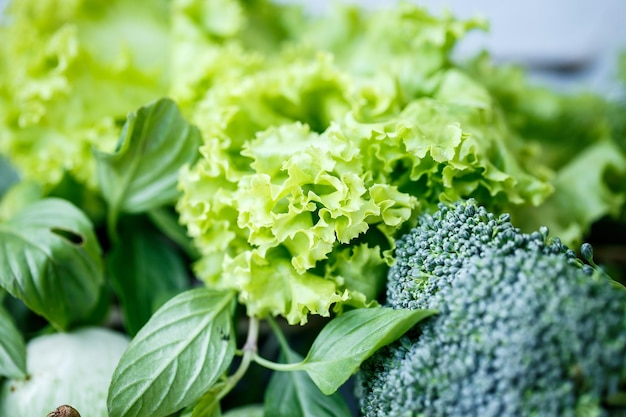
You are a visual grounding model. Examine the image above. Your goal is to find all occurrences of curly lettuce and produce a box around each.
[169,0,307,110]
[0,0,171,189]
[177,3,552,324]
[467,54,626,244]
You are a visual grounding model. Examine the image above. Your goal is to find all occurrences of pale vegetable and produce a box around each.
[0,327,129,417]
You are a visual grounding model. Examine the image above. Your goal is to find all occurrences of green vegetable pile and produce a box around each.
[0,0,625,416]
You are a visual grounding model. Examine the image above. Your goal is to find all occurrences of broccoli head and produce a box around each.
[357,200,626,417]
[386,199,574,310]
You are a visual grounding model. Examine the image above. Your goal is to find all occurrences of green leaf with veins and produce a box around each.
[107,288,237,417]
[0,304,26,379]
[108,215,190,336]
[0,198,104,330]
[94,98,201,232]
[299,307,436,395]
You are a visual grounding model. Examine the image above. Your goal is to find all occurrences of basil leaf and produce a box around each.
[147,207,200,260]
[299,307,436,395]
[108,215,190,336]
[0,198,104,330]
[107,288,237,417]
[94,98,201,223]
[0,305,26,379]
[264,347,351,417]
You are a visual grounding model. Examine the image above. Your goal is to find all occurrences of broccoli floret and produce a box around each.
[357,200,626,417]
[386,199,574,310]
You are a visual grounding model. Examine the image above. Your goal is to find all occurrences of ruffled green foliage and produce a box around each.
[168,0,307,110]
[0,0,171,189]
[176,3,555,324]
[467,55,626,244]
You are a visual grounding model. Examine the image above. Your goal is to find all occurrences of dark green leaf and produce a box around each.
[606,391,626,406]
[0,198,104,330]
[0,304,26,379]
[107,288,237,417]
[300,307,436,395]
[264,346,351,417]
[186,404,264,417]
[79,280,114,327]
[147,207,200,260]
[94,98,201,221]
[47,171,107,225]
[108,216,190,336]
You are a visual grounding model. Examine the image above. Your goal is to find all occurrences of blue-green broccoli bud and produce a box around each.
[358,201,626,417]
[386,198,575,310]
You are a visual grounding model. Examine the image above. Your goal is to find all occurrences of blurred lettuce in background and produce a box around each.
[0,0,171,189]
[466,54,626,244]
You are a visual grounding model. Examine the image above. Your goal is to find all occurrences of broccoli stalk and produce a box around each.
[356,199,626,417]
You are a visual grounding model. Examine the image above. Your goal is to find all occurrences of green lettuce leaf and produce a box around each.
[297,2,487,100]
[176,4,552,324]
[0,0,170,189]
[512,140,626,246]
[467,53,626,245]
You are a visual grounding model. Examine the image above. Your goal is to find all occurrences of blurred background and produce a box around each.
[283,0,626,97]
[3,0,624,94]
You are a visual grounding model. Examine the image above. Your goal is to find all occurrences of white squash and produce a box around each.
[0,327,129,417]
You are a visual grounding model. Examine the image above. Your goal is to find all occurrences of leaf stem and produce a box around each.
[252,316,304,371]
[106,205,120,244]
[216,316,260,402]
[251,353,302,372]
